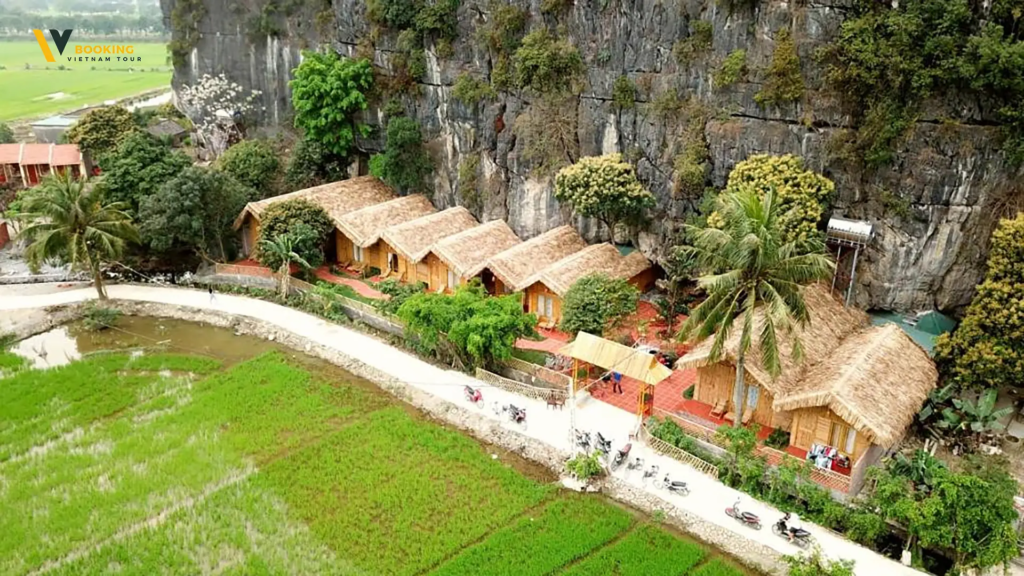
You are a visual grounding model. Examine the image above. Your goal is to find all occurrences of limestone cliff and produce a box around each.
[161,0,1024,312]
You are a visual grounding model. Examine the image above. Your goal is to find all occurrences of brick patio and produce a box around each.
[313,266,386,300]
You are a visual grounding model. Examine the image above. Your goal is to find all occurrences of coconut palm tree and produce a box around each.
[678,187,834,427]
[259,233,311,297]
[17,171,138,300]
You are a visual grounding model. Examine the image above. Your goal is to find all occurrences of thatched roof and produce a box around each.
[774,323,937,448]
[485,226,588,292]
[538,244,652,297]
[676,284,938,448]
[336,195,436,248]
[559,332,673,385]
[431,220,522,279]
[232,176,395,229]
[381,206,479,263]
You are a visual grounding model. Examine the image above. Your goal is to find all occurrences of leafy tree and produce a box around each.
[935,213,1024,391]
[16,171,138,300]
[217,139,280,198]
[67,106,137,157]
[0,122,13,144]
[259,234,312,297]
[678,187,834,426]
[716,154,834,243]
[375,278,426,315]
[656,248,695,335]
[98,132,192,215]
[715,424,758,486]
[560,273,640,337]
[256,199,333,270]
[290,52,373,158]
[285,138,350,189]
[554,153,656,241]
[396,282,538,369]
[369,117,433,194]
[512,29,584,93]
[139,166,252,263]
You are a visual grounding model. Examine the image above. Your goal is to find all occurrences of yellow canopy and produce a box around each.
[558,332,674,386]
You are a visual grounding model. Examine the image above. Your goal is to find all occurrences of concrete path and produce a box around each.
[0,284,923,576]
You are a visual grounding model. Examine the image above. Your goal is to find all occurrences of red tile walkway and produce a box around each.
[313,267,386,300]
[515,326,570,354]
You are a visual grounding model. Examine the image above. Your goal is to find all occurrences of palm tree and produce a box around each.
[259,233,311,297]
[17,171,138,300]
[678,187,834,427]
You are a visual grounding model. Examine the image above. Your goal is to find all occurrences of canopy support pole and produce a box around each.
[846,246,860,306]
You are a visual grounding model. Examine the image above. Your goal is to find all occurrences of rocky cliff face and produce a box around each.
[162,0,1023,313]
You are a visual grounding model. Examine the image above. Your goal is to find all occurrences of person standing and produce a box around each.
[612,372,623,394]
[208,285,216,304]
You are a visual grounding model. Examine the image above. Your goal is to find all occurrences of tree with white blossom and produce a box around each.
[177,73,263,158]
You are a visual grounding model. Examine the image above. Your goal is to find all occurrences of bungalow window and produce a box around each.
[536,294,554,319]
[829,422,857,454]
[746,384,760,409]
[447,270,457,289]
[353,245,364,262]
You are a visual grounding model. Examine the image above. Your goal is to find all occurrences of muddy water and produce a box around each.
[13,317,757,574]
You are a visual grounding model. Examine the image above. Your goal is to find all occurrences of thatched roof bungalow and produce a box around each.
[379,207,479,284]
[676,283,937,492]
[232,176,395,257]
[484,226,588,295]
[523,244,656,326]
[427,220,522,293]
[333,194,436,271]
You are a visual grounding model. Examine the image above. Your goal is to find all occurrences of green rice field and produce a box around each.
[0,321,752,576]
[0,41,170,121]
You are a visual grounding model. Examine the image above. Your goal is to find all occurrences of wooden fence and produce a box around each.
[475,368,569,402]
[503,356,572,389]
[639,425,720,478]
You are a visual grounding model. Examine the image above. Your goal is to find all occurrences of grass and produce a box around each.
[511,348,551,366]
[0,41,170,121]
[0,344,752,575]
[560,524,707,576]
[431,497,633,576]
[691,559,748,576]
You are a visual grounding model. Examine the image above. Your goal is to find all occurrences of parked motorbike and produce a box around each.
[725,499,762,530]
[626,457,644,471]
[575,430,592,452]
[611,443,632,471]
[463,385,483,407]
[661,474,690,496]
[642,464,659,482]
[506,404,527,428]
[773,516,812,548]
[595,432,612,454]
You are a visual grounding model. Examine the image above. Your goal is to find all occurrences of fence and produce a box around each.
[214,263,273,278]
[502,356,572,390]
[475,368,569,403]
[639,425,719,478]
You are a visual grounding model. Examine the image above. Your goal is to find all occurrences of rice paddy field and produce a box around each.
[0,318,753,576]
[0,41,170,121]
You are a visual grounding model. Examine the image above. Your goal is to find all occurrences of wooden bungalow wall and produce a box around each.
[335,232,383,270]
[524,282,562,325]
[693,364,776,428]
[789,405,871,462]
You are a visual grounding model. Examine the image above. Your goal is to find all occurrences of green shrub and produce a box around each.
[414,0,459,41]
[82,304,122,331]
[559,273,640,337]
[370,117,433,195]
[475,2,529,53]
[612,75,636,109]
[452,73,497,105]
[512,29,584,93]
[764,428,791,450]
[714,49,746,88]
[565,452,604,480]
[217,139,280,197]
[457,155,481,211]
[683,385,695,399]
[673,20,713,64]
[755,29,804,106]
[256,199,333,270]
[0,122,14,144]
[374,278,426,315]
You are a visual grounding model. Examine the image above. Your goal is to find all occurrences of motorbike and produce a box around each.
[506,404,527,428]
[661,475,690,496]
[725,499,762,530]
[611,443,632,471]
[642,464,659,482]
[575,430,592,452]
[595,432,612,454]
[463,385,483,407]
[773,517,812,548]
[626,457,644,471]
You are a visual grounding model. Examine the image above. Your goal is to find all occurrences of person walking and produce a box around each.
[208,285,217,304]
[612,371,623,394]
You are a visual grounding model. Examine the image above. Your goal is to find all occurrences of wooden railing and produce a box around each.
[475,368,569,402]
[640,425,719,479]
[214,263,273,278]
[503,356,572,389]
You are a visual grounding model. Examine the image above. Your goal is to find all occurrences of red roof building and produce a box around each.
[0,143,85,187]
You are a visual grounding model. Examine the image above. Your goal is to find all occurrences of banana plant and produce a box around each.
[951,388,1013,433]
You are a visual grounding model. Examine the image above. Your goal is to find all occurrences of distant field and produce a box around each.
[0,41,171,121]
